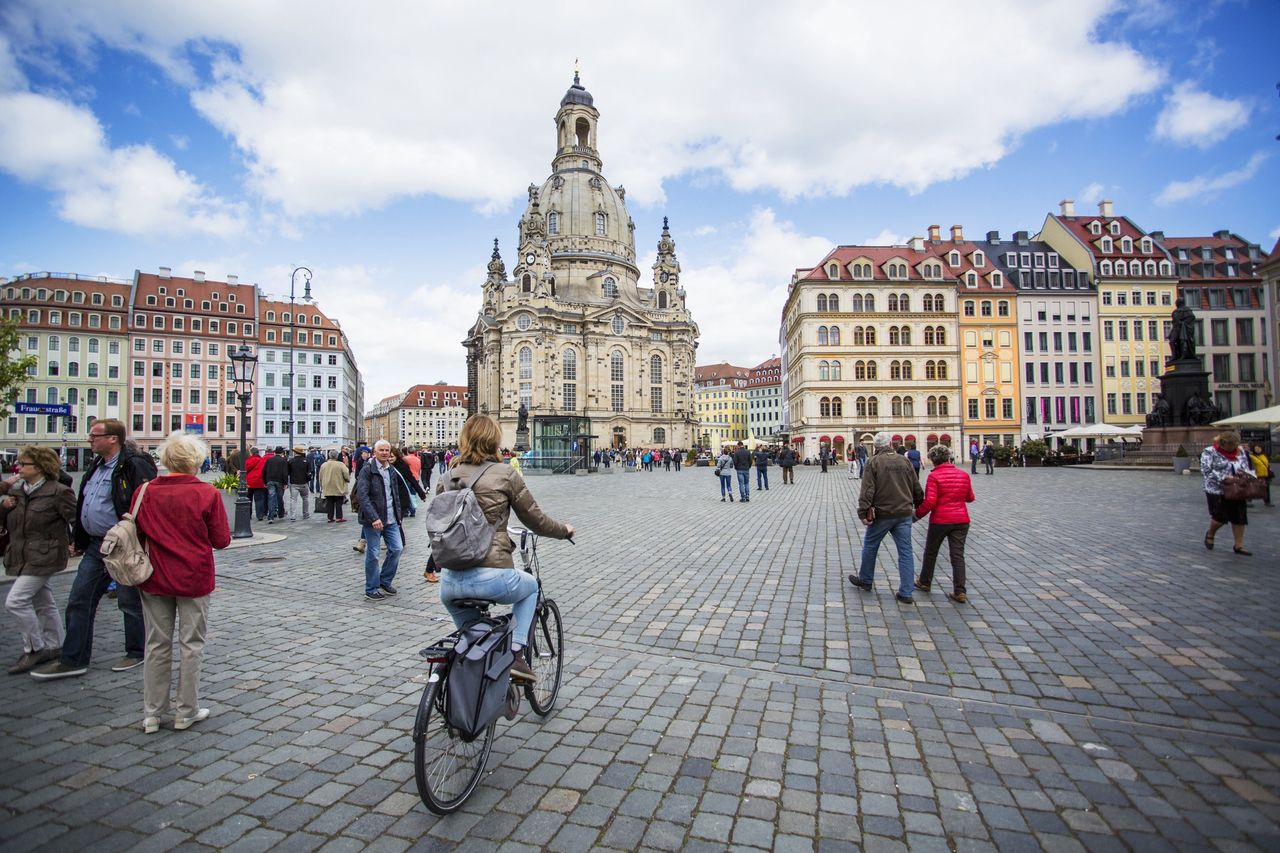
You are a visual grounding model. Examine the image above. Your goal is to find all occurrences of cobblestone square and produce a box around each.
[2,465,1278,851]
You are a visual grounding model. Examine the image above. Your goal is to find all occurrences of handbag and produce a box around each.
[1222,474,1266,501]
[390,466,420,512]
[101,481,154,586]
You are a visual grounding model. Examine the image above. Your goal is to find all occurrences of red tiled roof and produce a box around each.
[401,383,468,408]
[695,362,751,382]
[797,245,935,283]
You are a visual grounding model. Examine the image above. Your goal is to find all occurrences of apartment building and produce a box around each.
[746,357,782,445]
[695,363,750,450]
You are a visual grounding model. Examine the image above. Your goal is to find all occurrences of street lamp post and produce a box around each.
[287,266,314,450]
[228,345,259,539]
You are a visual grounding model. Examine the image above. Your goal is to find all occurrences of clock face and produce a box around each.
[660,272,669,283]
[525,253,536,265]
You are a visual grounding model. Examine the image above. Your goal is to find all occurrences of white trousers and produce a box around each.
[140,592,209,720]
[5,575,65,654]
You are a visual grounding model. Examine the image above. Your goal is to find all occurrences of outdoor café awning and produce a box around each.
[1214,404,1280,428]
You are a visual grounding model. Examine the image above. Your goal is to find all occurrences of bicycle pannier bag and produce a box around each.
[446,617,514,741]
[101,480,153,587]
[423,462,495,569]
[1222,474,1266,501]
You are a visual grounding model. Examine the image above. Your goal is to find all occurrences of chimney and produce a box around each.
[1014,230,1030,245]
[1059,199,1075,216]
[1148,231,1165,242]
[227,274,238,285]
[193,270,205,283]
[1098,199,1113,218]
[986,230,1001,244]
[1213,229,1231,240]
[158,266,171,279]
[909,236,925,252]
[950,224,964,242]
[928,224,941,242]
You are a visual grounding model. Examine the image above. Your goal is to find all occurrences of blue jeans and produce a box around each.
[362,523,403,593]
[61,538,145,666]
[440,567,539,646]
[250,487,267,520]
[719,474,733,497]
[736,470,750,499]
[756,466,769,489]
[267,482,284,518]
[858,516,915,598]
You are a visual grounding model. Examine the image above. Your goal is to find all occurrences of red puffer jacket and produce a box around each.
[244,453,265,489]
[914,462,974,524]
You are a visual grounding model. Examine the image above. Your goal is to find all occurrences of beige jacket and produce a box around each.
[318,459,351,497]
[436,460,570,568]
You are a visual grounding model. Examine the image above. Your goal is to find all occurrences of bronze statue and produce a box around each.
[1166,297,1197,362]
[1185,392,1218,426]
[517,402,528,432]
[1145,393,1171,428]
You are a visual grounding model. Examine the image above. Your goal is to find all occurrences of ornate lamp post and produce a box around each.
[228,344,259,539]
[287,266,314,450]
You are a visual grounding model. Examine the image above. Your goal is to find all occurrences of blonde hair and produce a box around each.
[159,430,208,474]
[1215,430,1241,449]
[19,446,61,480]
[457,415,501,465]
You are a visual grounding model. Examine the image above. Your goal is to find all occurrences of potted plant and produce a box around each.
[212,472,240,492]
[1173,445,1191,474]
[1020,438,1048,466]
[992,445,1013,467]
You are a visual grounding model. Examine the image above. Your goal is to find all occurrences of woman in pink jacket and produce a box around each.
[913,444,975,603]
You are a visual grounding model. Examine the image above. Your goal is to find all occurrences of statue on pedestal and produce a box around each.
[517,402,528,433]
[1185,392,1219,426]
[1167,297,1197,362]
[1145,393,1171,428]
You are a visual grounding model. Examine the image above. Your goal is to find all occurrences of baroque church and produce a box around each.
[464,75,700,458]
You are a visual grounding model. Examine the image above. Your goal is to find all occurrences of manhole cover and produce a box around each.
[249,556,287,563]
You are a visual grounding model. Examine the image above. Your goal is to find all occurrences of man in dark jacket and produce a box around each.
[286,445,312,522]
[820,445,830,473]
[752,446,770,491]
[778,446,797,484]
[31,419,156,680]
[849,431,925,604]
[419,449,434,491]
[982,441,995,475]
[355,440,404,601]
[732,442,753,502]
[262,446,288,522]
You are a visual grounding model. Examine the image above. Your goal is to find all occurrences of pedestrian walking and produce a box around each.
[969,440,980,475]
[1201,431,1258,555]
[715,448,735,502]
[436,414,574,684]
[262,447,287,521]
[733,442,752,502]
[319,451,351,523]
[778,445,797,484]
[390,446,427,518]
[847,445,858,478]
[356,440,405,601]
[133,432,231,733]
[244,447,267,520]
[419,448,435,491]
[30,419,156,680]
[1249,443,1272,507]
[982,441,995,475]
[286,445,312,522]
[913,445,974,603]
[906,444,922,479]
[2,447,76,674]
[753,445,770,491]
[820,445,830,473]
[848,432,924,604]
[673,449,682,472]
[855,444,867,477]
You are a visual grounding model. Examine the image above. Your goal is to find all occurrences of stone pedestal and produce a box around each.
[1159,358,1212,427]
[1135,425,1218,455]
[514,429,529,452]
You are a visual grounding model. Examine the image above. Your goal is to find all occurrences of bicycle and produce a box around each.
[411,526,567,814]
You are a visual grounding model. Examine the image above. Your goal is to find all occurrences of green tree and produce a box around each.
[0,316,37,418]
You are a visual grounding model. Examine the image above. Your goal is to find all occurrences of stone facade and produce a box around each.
[463,75,699,451]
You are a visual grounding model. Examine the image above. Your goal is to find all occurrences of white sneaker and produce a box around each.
[174,708,210,730]
[143,716,160,734]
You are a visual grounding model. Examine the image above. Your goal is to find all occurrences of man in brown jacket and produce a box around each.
[849,432,924,603]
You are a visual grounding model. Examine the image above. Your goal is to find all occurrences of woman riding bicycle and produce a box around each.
[436,414,574,684]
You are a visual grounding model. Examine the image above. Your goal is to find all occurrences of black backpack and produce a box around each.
[446,617,515,741]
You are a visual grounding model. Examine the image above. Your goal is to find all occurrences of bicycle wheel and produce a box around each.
[413,671,495,814]
[524,598,564,715]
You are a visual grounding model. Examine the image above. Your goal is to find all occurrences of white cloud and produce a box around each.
[0,89,247,237]
[1155,151,1269,206]
[691,225,717,237]
[170,134,189,150]
[1153,82,1249,148]
[1269,225,1280,242]
[681,208,831,367]
[3,0,1164,217]
[1078,182,1106,204]
[862,228,905,246]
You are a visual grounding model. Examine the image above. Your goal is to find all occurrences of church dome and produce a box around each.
[560,72,594,108]
[531,168,634,265]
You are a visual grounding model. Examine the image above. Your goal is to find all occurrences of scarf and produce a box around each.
[1213,442,1239,461]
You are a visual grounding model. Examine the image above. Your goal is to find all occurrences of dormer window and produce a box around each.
[1099,260,1113,276]
[1048,254,1059,269]
[1100,237,1112,253]
[1120,237,1132,253]
[1089,221,1101,235]
[990,272,1003,288]
[827,263,839,279]
[602,277,618,299]
[1109,221,1121,235]
[972,250,984,267]
[948,251,960,267]
[1141,238,1152,254]
[965,272,977,288]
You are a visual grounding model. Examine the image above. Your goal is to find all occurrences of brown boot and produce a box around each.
[947,591,968,604]
[509,656,536,684]
[8,652,43,675]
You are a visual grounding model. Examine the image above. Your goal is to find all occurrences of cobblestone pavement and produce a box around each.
[2,465,1278,851]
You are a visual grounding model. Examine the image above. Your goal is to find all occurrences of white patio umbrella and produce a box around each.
[1214,404,1280,427]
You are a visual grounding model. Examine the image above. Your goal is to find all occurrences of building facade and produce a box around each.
[694,363,750,450]
[1,273,131,469]
[1155,231,1268,417]
[783,245,963,462]
[1038,200,1178,426]
[463,75,699,452]
[983,229,1100,441]
[746,357,782,445]
[1262,239,1280,405]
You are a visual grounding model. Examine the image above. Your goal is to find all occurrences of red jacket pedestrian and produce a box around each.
[914,461,974,524]
[133,474,231,597]
[245,452,265,489]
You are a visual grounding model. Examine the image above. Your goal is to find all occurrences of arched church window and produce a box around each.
[610,351,625,381]
[548,212,559,235]
[603,277,618,299]
[657,291,668,309]
[562,349,577,380]
[519,347,532,380]
[576,117,590,147]
[595,212,606,236]
[650,354,663,383]
[653,427,666,444]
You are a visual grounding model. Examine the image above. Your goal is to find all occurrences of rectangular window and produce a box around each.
[1133,321,1143,341]
[151,388,162,404]
[1054,363,1064,383]
[650,387,662,413]
[1082,332,1092,352]
[1119,361,1130,378]
[1106,393,1117,415]
[611,384,624,412]
[1121,393,1132,415]
[1210,319,1230,346]
[1135,360,1145,377]
[1238,353,1256,382]
[968,399,979,419]
[151,415,162,432]
[1117,322,1128,342]
[984,398,996,419]
[1069,363,1078,383]
[1150,360,1159,378]
[1038,332,1048,351]
[1053,332,1063,352]
[1084,363,1093,383]
[1025,362,1034,384]
[1136,393,1147,414]
[1001,398,1013,419]
[132,414,143,432]
[1039,363,1049,384]
[1026,397,1037,424]
[1068,332,1077,352]
[1103,321,1114,342]
[1024,332,1033,352]
[1212,353,1231,382]
[1236,318,1254,345]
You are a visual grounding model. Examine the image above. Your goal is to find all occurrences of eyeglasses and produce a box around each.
[17,461,34,467]
[87,432,108,439]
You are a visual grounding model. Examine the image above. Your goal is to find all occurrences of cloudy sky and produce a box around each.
[1,0,1276,403]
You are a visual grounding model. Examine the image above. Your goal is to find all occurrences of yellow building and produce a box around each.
[695,363,749,450]
[1038,200,1178,425]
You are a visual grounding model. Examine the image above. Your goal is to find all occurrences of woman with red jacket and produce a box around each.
[133,432,231,733]
[913,444,976,603]
[244,447,267,521]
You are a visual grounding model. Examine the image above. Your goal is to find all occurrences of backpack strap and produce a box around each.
[465,461,495,491]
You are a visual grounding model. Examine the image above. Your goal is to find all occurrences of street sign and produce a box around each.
[15,403,71,416]
[184,414,205,434]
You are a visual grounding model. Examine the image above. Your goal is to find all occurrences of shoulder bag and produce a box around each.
[101,480,154,586]
[1222,474,1266,501]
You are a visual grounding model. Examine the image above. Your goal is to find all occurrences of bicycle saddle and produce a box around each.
[449,598,497,610]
